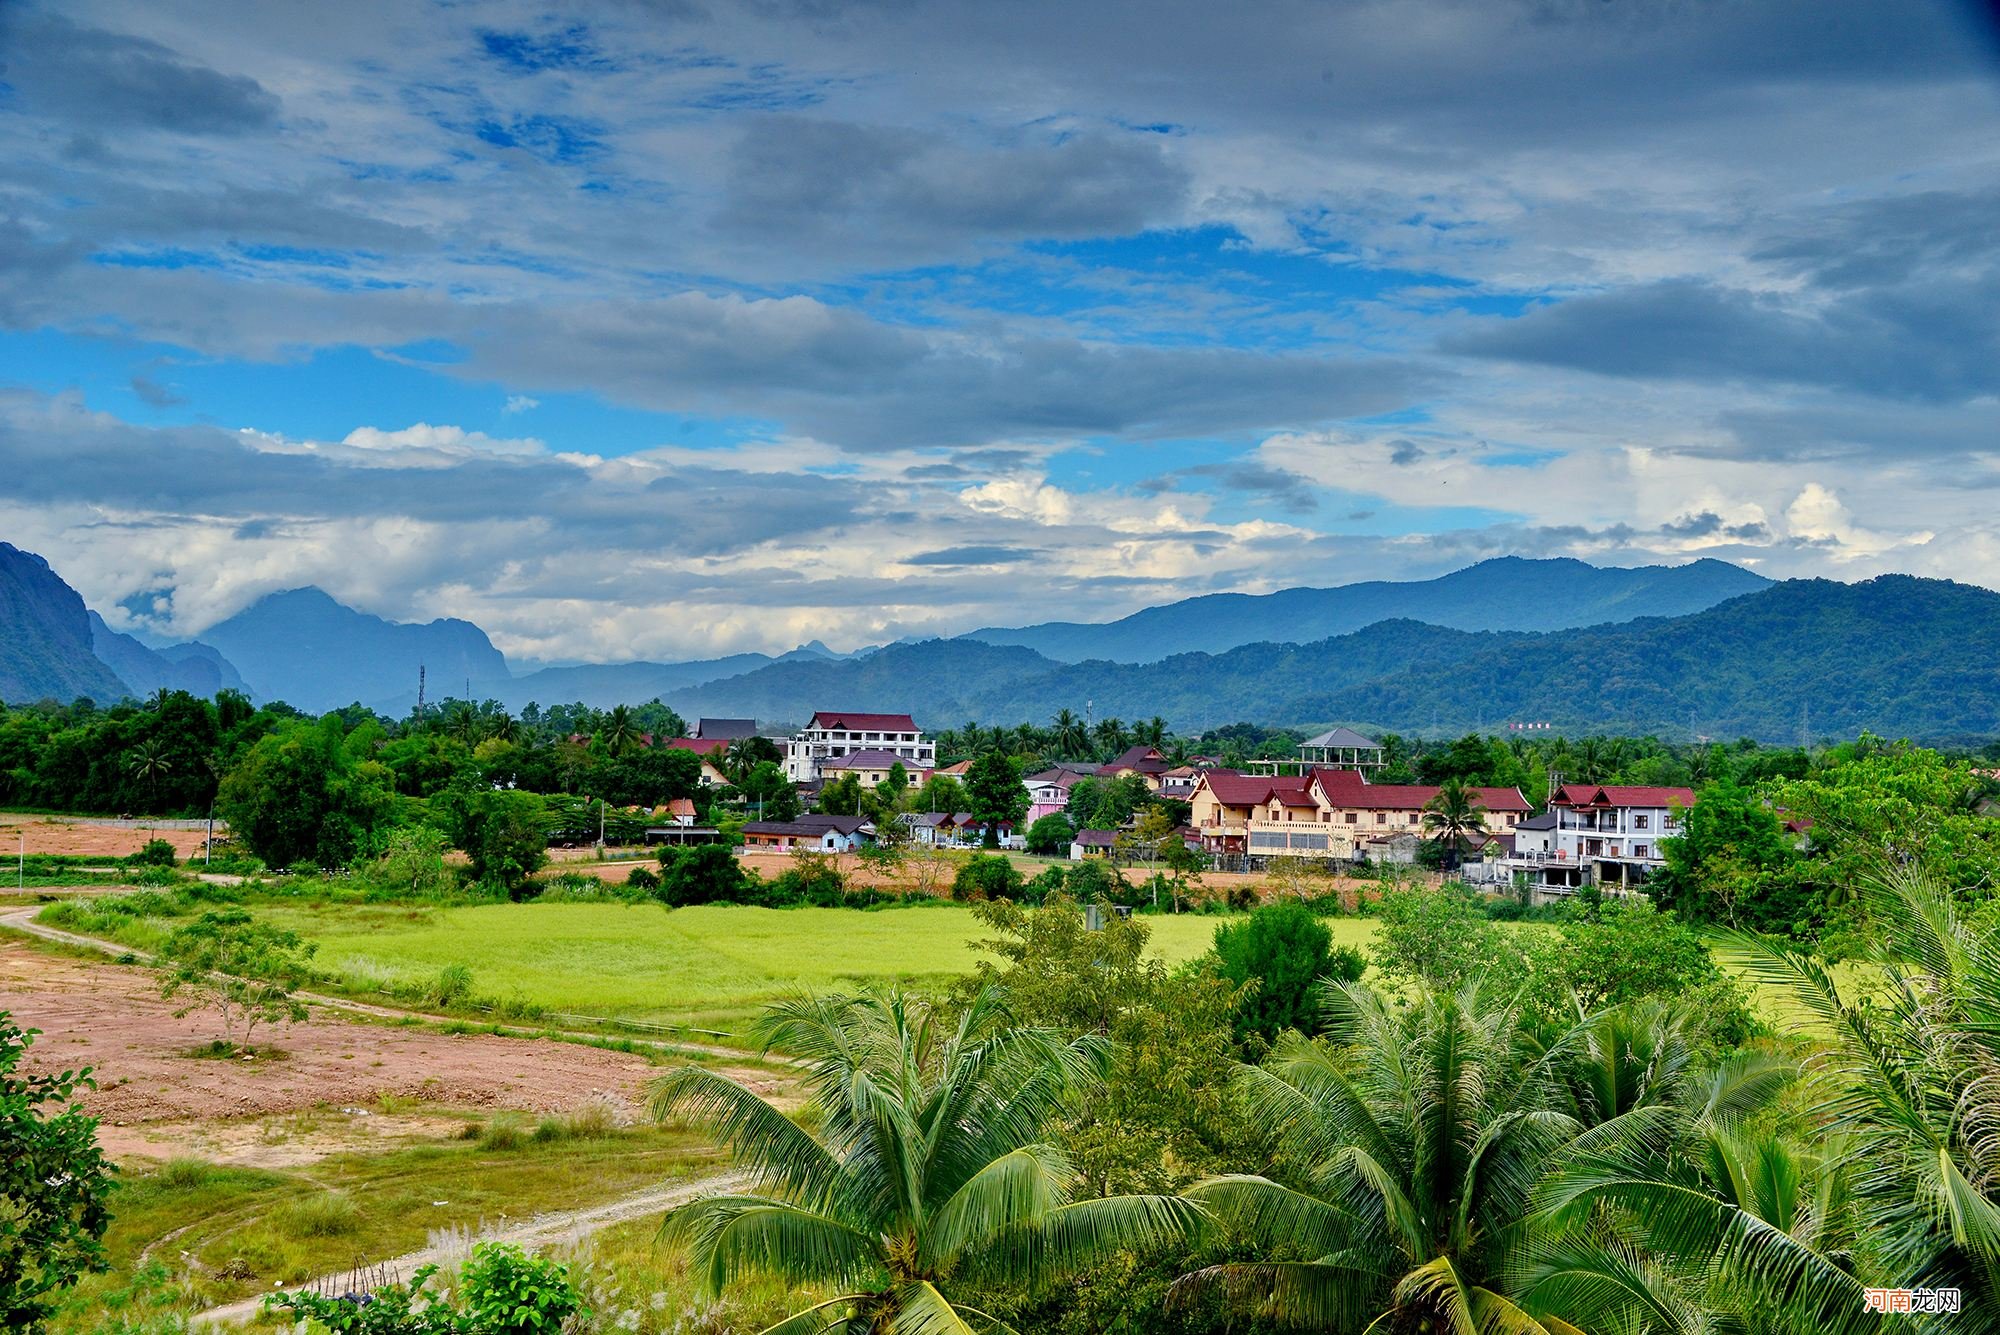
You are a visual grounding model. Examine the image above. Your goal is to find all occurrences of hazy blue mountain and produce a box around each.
[87,611,251,699]
[964,556,1771,663]
[0,543,133,704]
[480,654,778,712]
[200,587,510,712]
[664,577,2000,743]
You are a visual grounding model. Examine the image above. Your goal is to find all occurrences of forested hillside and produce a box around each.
[0,544,132,703]
[669,576,2000,741]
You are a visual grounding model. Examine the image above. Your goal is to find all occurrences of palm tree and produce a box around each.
[1137,716,1167,749]
[487,711,519,745]
[653,990,1201,1333]
[1093,718,1127,758]
[1177,984,1591,1332]
[1720,867,2000,1323]
[599,703,639,757]
[126,740,173,810]
[1051,709,1086,758]
[1420,778,1485,870]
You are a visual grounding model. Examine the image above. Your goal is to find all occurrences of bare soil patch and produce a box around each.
[0,813,212,859]
[0,940,709,1133]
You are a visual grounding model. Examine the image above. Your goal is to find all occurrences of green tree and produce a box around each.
[965,750,1027,848]
[650,990,1201,1334]
[1,1012,115,1332]
[154,909,315,1050]
[1650,781,1805,934]
[215,718,395,868]
[453,790,549,895]
[656,843,753,907]
[953,852,1024,902]
[817,772,863,816]
[738,760,800,822]
[1372,881,1522,993]
[1210,902,1358,1043]
[598,703,641,757]
[1025,813,1075,856]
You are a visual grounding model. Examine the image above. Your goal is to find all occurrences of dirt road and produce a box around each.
[191,1168,749,1327]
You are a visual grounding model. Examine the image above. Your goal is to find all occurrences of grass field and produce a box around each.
[254,902,1380,1036]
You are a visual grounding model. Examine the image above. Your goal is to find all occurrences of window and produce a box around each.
[1635,844,1649,858]
[1346,812,1357,824]
[1634,813,1649,830]
[1376,812,1386,825]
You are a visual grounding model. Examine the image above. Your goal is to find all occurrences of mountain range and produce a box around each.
[965,556,1772,662]
[659,576,2000,743]
[6,544,1994,741]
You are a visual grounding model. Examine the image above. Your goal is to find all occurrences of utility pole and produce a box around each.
[17,829,23,891]
[415,664,427,720]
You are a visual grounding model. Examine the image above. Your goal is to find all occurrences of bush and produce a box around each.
[127,839,178,868]
[422,964,475,1010]
[1024,813,1076,856]
[952,854,1024,902]
[155,1157,218,1191]
[765,852,848,907]
[1212,902,1353,1042]
[656,844,754,907]
[1,1012,115,1329]
[624,865,659,891]
[457,1243,586,1335]
[1373,882,1523,993]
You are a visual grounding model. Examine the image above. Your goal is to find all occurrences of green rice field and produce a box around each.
[257,902,1383,1037]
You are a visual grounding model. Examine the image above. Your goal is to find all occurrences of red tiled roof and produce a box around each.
[810,712,918,732]
[664,737,729,756]
[1199,772,1314,807]
[1553,784,1697,810]
[1105,745,1170,774]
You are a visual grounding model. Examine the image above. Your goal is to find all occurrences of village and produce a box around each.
[630,710,1700,903]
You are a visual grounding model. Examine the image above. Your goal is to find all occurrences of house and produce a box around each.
[1101,745,1172,790]
[819,748,927,789]
[1188,767,1530,861]
[1155,765,1205,802]
[739,814,876,854]
[694,717,759,741]
[1070,829,1118,860]
[1502,784,1697,900]
[933,759,975,778]
[783,712,935,783]
[662,737,732,786]
[899,811,956,847]
[951,813,1018,849]
[1022,763,1099,823]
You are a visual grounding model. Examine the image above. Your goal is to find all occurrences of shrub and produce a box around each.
[1,1012,115,1329]
[155,1157,217,1191]
[656,844,754,907]
[457,1243,586,1335]
[1372,882,1523,993]
[127,839,178,868]
[764,851,846,906]
[952,853,1024,902]
[1024,813,1076,856]
[624,865,659,891]
[1212,902,1352,1042]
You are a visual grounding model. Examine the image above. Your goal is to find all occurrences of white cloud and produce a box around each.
[502,395,539,414]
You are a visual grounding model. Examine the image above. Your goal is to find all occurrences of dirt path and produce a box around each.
[0,906,766,1065]
[190,1168,749,1327]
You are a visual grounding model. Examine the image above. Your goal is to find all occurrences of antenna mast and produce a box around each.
[416,664,426,720]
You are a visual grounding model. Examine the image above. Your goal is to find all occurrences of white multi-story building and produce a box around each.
[1504,783,1696,899]
[783,711,935,783]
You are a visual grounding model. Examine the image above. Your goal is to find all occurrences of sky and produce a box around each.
[4,0,2000,665]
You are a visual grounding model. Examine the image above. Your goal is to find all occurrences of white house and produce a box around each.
[784,712,935,783]
[1503,784,1696,900]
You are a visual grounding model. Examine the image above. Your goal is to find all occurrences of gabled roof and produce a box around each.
[810,712,919,732]
[794,814,872,835]
[1301,726,1381,750]
[743,821,841,838]
[1516,810,1559,830]
[663,797,697,818]
[1552,784,1697,810]
[664,736,729,756]
[1025,765,1094,789]
[821,748,911,769]
[1105,744,1170,774]
[1073,829,1119,847]
[694,718,758,740]
[1199,772,1315,807]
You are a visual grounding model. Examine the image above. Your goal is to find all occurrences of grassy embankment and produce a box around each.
[49,1117,723,1334]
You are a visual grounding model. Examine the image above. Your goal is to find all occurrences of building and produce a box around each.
[819,748,927,789]
[694,717,759,741]
[1101,745,1172,790]
[1022,763,1099,824]
[739,814,875,854]
[1188,767,1530,861]
[1070,829,1118,860]
[1500,784,1696,899]
[662,736,732,786]
[783,711,935,783]
[1250,726,1386,775]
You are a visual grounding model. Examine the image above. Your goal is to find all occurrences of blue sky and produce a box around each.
[3,1,1999,662]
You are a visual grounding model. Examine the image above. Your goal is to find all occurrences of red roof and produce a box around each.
[1199,772,1316,808]
[1553,784,1697,811]
[664,737,729,757]
[1105,745,1170,774]
[810,712,918,732]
